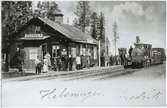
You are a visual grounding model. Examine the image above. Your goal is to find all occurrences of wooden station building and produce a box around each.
[9,13,98,71]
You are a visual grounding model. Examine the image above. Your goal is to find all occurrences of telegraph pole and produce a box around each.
[113,21,119,57]
[98,39,101,67]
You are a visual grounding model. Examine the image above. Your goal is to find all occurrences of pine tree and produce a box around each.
[74,1,92,32]
[2,1,33,35]
[99,12,105,40]
[90,12,105,40]
[98,12,106,56]
[113,21,119,56]
[35,1,61,21]
[90,12,99,40]
[2,1,33,71]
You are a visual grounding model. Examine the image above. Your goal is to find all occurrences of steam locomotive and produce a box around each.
[118,36,165,68]
[119,44,165,68]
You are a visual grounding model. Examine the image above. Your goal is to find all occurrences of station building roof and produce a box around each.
[37,17,98,45]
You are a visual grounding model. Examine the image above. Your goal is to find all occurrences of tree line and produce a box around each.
[74,1,105,41]
[2,1,107,71]
[2,1,105,50]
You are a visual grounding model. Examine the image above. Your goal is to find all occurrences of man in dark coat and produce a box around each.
[68,54,73,71]
[15,47,26,75]
[128,46,133,59]
[109,55,113,66]
[64,55,69,71]
[101,55,105,67]
[57,56,62,71]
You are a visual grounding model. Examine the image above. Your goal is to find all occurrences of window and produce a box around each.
[80,44,83,55]
[82,48,86,56]
[52,46,57,58]
[52,45,61,57]
[71,48,76,57]
[35,26,40,33]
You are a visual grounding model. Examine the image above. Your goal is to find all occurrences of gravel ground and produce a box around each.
[1,64,166,107]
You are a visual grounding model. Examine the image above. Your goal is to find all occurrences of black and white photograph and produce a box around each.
[1,0,166,107]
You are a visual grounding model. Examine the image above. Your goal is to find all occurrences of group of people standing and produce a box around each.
[35,52,51,74]
[35,53,83,74]
[109,46,133,66]
[52,54,82,71]
[14,46,134,75]
[52,55,71,71]
[14,48,86,75]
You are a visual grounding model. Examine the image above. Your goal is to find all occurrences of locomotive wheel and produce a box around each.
[131,62,144,68]
[131,62,136,68]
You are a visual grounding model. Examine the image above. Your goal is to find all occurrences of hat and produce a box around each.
[44,56,47,59]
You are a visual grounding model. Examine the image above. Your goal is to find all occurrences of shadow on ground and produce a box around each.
[94,69,136,81]
[2,72,36,79]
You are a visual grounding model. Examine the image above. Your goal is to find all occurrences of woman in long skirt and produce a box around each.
[45,52,51,67]
[43,56,48,73]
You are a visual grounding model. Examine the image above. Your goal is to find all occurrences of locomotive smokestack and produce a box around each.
[136,36,140,43]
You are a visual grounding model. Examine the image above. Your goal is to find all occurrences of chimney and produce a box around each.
[53,10,64,24]
[67,17,69,24]
[48,10,64,24]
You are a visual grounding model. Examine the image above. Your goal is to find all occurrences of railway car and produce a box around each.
[151,48,165,64]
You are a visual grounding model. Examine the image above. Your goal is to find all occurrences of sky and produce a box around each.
[33,1,166,55]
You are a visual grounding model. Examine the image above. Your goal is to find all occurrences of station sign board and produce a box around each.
[25,34,43,38]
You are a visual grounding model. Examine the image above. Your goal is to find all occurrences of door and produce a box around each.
[42,43,47,58]
[23,47,40,70]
